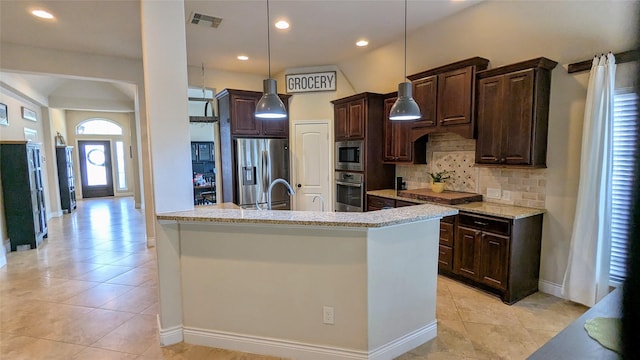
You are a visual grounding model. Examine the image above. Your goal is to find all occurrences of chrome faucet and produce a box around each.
[312,195,325,212]
[267,178,295,210]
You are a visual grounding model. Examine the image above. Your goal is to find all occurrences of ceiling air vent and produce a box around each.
[189,12,222,28]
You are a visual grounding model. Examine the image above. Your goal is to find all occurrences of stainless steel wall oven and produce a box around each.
[335,171,364,212]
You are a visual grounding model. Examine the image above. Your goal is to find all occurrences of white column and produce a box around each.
[140,0,191,343]
[140,0,193,213]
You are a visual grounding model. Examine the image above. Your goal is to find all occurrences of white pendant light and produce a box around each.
[255,0,287,119]
[389,0,421,121]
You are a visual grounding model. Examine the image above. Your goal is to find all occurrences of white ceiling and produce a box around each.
[0,0,481,100]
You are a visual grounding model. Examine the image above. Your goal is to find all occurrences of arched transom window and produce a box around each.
[76,118,123,135]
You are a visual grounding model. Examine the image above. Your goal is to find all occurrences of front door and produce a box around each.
[78,140,114,198]
[292,122,331,211]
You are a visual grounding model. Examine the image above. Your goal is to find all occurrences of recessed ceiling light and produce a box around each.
[237,55,249,61]
[31,9,54,19]
[356,40,369,47]
[275,20,289,30]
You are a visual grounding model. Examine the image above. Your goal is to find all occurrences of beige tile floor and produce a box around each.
[0,197,587,360]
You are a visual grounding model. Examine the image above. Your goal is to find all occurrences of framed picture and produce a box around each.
[21,106,37,122]
[0,103,7,126]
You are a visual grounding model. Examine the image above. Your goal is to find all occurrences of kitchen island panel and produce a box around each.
[180,223,369,350]
[367,220,439,352]
[156,213,445,359]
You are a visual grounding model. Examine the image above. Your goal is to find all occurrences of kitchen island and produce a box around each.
[155,204,457,360]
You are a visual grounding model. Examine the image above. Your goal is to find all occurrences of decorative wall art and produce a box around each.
[21,107,37,122]
[55,132,66,146]
[0,103,7,126]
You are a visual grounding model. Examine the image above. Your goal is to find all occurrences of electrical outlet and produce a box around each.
[487,188,501,199]
[502,190,512,201]
[323,306,334,325]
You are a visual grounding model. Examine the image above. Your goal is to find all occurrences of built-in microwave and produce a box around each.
[335,140,364,171]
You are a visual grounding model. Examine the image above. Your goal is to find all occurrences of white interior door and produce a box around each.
[292,122,331,211]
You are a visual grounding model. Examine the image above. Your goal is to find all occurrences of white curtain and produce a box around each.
[562,53,616,307]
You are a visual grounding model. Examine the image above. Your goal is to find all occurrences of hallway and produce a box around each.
[0,197,283,359]
[0,197,587,359]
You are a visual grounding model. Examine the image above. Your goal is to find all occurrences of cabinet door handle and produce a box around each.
[474,221,489,226]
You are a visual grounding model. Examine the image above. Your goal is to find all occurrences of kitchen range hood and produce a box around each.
[188,87,219,123]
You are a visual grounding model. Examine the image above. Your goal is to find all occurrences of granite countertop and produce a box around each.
[157,203,457,228]
[367,189,545,219]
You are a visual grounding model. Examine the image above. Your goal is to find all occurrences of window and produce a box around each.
[116,141,127,190]
[76,119,123,135]
[609,90,638,284]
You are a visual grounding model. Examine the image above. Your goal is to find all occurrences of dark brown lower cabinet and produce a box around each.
[453,212,542,304]
[454,226,482,279]
[366,194,543,304]
[438,216,456,272]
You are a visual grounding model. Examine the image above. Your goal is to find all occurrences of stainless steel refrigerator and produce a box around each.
[235,138,291,210]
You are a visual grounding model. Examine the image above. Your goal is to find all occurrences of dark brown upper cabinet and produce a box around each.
[333,97,366,140]
[412,75,438,129]
[408,57,490,140]
[216,88,291,138]
[475,57,557,168]
[382,92,426,164]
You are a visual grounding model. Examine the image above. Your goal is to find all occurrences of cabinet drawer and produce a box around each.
[439,221,454,246]
[441,215,456,224]
[367,196,395,210]
[459,213,510,236]
[396,200,418,207]
[438,245,453,272]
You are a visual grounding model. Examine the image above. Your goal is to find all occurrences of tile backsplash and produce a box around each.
[396,133,547,209]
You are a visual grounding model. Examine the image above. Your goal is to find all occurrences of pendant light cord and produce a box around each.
[403,0,407,81]
[201,63,206,97]
[266,0,272,79]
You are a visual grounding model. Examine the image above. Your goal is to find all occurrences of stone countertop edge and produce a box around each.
[156,204,458,228]
[367,189,546,220]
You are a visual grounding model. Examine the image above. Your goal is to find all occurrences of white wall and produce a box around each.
[49,80,134,112]
[189,123,214,142]
[336,0,638,289]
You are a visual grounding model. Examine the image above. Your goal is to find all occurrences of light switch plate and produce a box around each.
[502,190,512,201]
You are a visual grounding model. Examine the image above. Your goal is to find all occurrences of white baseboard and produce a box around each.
[158,316,183,346]
[146,236,156,248]
[48,210,63,219]
[182,321,437,360]
[0,242,6,268]
[539,279,563,298]
[368,321,437,360]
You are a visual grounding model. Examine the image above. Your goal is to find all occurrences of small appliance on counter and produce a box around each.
[396,176,407,194]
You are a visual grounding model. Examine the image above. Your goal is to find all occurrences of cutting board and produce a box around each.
[398,188,483,205]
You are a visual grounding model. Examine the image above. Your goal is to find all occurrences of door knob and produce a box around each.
[297,184,302,188]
